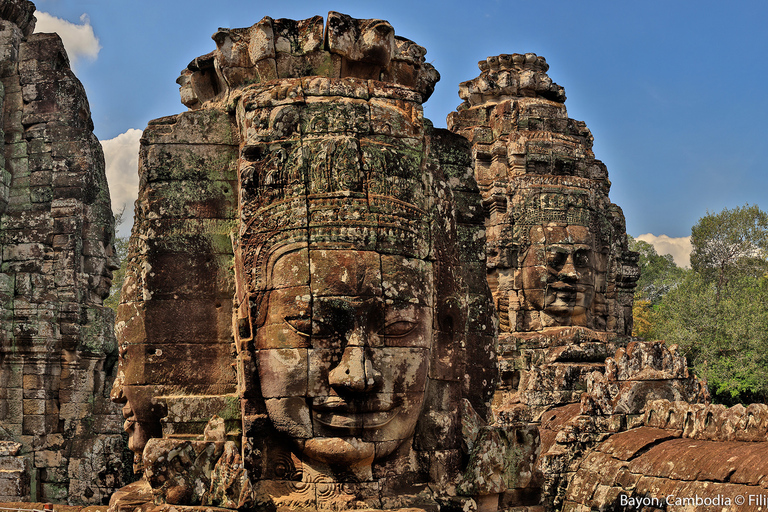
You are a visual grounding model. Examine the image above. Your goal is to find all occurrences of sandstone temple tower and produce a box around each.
[0,0,130,504]
[110,12,503,511]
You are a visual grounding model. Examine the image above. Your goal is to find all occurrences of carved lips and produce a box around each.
[311,396,400,430]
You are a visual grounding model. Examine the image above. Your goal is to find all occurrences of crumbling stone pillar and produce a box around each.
[0,0,130,504]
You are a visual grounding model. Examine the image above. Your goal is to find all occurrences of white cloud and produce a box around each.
[34,12,101,68]
[102,129,142,238]
[636,233,693,268]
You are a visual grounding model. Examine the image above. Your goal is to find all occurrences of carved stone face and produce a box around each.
[112,386,163,455]
[110,375,164,462]
[521,224,596,326]
[110,340,166,465]
[255,248,432,466]
[90,239,120,301]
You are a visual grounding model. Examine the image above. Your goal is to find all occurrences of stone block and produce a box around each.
[3,241,46,261]
[142,142,238,183]
[22,414,55,435]
[0,473,27,499]
[0,455,26,471]
[121,340,236,388]
[119,298,236,347]
[41,481,69,501]
[22,398,48,415]
[0,441,22,457]
[93,413,123,434]
[1,422,22,437]
[35,449,64,468]
[144,438,226,505]
[142,109,237,146]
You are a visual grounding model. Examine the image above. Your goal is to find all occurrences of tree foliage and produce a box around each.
[627,235,685,339]
[690,204,768,296]
[652,204,768,405]
[628,235,686,305]
[104,207,129,312]
[631,299,656,340]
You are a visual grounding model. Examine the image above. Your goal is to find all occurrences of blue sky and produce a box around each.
[33,0,768,263]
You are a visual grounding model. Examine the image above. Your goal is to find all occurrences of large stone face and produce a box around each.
[0,0,131,504]
[109,13,506,512]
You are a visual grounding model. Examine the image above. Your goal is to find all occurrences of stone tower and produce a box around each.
[0,0,130,503]
[447,54,643,508]
[109,12,510,511]
[448,53,640,421]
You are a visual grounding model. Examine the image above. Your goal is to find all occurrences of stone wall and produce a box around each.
[0,0,130,504]
[537,341,708,509]
[563,406,768,511]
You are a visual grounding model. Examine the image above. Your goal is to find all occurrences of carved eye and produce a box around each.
[284,316,336,338]
[574,250,591,267]
[284,315,312,337]
[547,251,566,269]
[378,321,416,338]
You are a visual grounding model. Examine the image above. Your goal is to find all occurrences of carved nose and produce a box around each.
[110,377,126,403]
[558,256,580,281]
[328,341,382,393]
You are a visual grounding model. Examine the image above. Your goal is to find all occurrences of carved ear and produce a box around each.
[236,298,253,343]
[232,232,255,345]
[437,295,461,334]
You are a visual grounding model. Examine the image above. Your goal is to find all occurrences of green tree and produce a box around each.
[628,235,685,305]
[690,204,768,296]
[104,207,129,312]
[653,204,768,405]
[627,235,686,339]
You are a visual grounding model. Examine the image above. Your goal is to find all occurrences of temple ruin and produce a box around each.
[0,0,130,504]
[3,4,768,511]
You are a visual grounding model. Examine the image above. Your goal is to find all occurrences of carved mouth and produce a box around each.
[312,409,399,429]
[547,282,584,305]
[122,404,135,433]
[311,397,399,430]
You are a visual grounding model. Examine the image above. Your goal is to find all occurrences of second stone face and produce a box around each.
[449,54,638,337]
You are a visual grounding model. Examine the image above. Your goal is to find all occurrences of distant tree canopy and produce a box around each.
[104,207,129,312]
[640,204,768,405]
[628,236,686,305]
[690,204,768,297]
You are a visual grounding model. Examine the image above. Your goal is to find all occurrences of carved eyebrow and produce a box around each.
[383,303,421,320]
[283,315,337,339]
